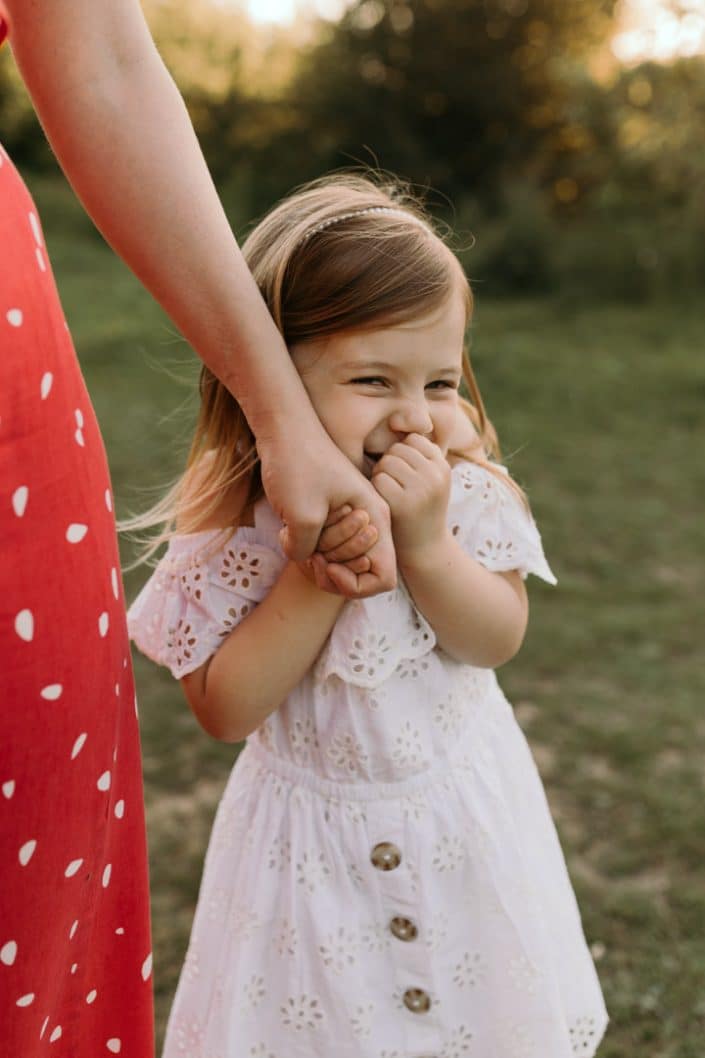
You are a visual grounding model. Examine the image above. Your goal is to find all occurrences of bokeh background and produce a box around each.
[3,1,704,1053]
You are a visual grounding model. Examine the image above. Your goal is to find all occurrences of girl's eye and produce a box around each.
[352,377,386,387]
[427,380,459,390]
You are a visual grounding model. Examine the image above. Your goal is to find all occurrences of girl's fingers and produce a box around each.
[321,523,378,563]
[323,562,360,596]
[323,504,353,529]
[309,553,341,594]
[402,433,442,459]
[372,454,418,488]
[342,554,372,574]
[380,439,434,469]
[318,509,369,551]
[326,563,395,598]
[371,471,406,505]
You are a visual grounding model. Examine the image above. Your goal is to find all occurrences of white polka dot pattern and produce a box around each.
[66,523,88,543]
[1,159,153,1048]
[12,486,28,516]
[18,840,37,866]
[14,609,34,642]
[40,684,62,701]
[1,941,18,966]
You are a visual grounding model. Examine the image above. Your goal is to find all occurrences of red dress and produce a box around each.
[0,11,154,1055]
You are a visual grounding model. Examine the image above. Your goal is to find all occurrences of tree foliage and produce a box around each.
[1,0,704,296]
[293,0,615,191]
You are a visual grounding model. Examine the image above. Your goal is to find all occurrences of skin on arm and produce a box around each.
[372,435,528,668]
[174,466,347,741]
[6,0,395,588]
[182,561,344,743]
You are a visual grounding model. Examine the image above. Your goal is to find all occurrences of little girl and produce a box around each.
[128,174,608,1058]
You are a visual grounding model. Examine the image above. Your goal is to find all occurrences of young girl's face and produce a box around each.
[291,291,466,477]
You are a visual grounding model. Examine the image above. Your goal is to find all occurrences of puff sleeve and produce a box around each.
[448,461,557,585]
[313,582,437,690]
[127,527,286,678]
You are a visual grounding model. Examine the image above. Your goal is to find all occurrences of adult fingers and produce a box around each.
[280,516,325,562]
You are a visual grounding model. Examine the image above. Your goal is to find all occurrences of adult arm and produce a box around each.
[6,0,395,589]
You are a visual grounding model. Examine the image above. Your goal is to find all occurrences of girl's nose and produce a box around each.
[388,399,433,437]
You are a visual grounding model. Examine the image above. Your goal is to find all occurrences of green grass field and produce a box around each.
[29,173,705,1057]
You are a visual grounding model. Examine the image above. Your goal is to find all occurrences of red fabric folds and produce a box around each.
[0,145,154,1057]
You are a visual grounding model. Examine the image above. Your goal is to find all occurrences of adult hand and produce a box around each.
[258,427,396,597]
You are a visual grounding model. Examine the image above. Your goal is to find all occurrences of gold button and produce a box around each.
[390,916,418,942]
[403,987,431,1013]
[370,842,402,871]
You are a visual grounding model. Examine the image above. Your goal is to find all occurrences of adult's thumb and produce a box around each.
[279,522,318,563]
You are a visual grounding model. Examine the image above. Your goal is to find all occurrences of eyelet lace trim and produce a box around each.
[127,528,285,678]
[314,583,436,689]
[128,461,555,682]
[448,462,557,585]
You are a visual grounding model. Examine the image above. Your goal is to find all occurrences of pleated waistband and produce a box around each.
[243,738,463,803]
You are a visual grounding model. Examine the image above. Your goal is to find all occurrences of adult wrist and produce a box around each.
[237,356,321,445]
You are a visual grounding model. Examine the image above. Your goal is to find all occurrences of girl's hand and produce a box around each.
[371,434,451,564]
[298,506,378,594]
[258,428,395,597]
[317,506,378,570]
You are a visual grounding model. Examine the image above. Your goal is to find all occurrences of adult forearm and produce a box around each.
[399,533,528,668]
[193,564,344,742]
[8,0,311,440]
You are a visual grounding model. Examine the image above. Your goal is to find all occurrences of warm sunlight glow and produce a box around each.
[242,0,705,62]
[244,0,349,22]
[612,0,705,63]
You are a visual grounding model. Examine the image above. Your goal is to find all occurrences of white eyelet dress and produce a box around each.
[128,460,608,1058]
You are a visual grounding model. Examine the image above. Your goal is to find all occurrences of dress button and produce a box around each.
[403,987,431,1013]
[370,841,402,871]
[389,915,418,941]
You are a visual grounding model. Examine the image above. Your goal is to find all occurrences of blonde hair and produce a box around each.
[124,172,520,561]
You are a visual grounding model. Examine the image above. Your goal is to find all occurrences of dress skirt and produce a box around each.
[0,144,154,1056]
[129,464,608,1058]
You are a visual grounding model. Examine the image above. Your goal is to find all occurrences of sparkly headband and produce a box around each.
[300,206,430,242]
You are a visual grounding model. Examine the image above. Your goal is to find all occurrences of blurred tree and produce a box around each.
[237,0,621,210]
[2,0,703,296]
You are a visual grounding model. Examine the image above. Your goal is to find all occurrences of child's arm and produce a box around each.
[181,562,344,743]
[398,534,528,669]
[174,467,374,740]
[372,434,528,669]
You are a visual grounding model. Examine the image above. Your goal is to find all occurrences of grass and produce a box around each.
[27,172,705,1057]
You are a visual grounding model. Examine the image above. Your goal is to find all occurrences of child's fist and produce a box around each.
[317,505,378,569]
[371,434,450,562]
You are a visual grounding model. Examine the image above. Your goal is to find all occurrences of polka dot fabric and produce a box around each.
[0,147,154,1054]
